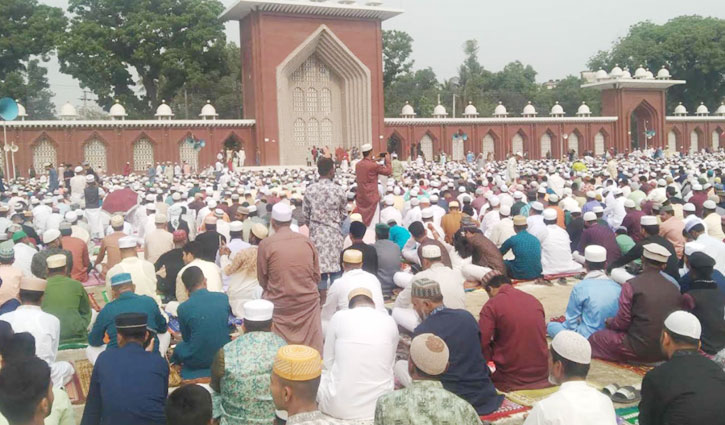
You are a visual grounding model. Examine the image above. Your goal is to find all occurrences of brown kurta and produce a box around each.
[467,233,507,276]
[257,226,323,353]
[96,231,126,277]
[355,157,392,226]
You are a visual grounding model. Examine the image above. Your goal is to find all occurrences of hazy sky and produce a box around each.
[39,0,725,112]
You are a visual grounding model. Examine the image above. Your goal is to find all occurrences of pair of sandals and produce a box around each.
[601,384,641,403]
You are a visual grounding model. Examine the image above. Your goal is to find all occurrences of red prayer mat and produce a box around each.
[597,359,654,377]
[480,399,530,422]
[66,359,94,405]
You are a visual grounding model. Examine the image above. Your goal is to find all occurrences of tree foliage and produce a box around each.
[0,60,57,120]
[382,30,414,89]
[587,15,725,112]
[58,0,229,118]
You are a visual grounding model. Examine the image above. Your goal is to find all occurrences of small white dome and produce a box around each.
[633,65,647,79]
[696,102,709,115]
[400,101,416,117]
[595,68,609,80]
[576,102,591,116]
[432,102,448,117]
[493,102,508,117]
[644,68,654,79]
[715,102,725,116]
[522,101,537,116]
[199,100,218,119]
[550,101,565,116]
[621,67,632,79]
[15,100,27,119]
[59,102,78,120]
[463,102,479,117]
[656,66,671,80]
[609,64,623,78]
[155,100,174,119]
[674,102,688,116]
[109,99,127,119]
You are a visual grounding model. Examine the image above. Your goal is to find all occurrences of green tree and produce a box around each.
[452,40,493,116]
[488,61,538,116]
[382,30,414,89]
[384,68,440,117]
[587,16,725,112]
[58,0,228,118]
[533,76,601,117]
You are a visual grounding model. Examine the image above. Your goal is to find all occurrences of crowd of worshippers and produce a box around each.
[0,146,724,424]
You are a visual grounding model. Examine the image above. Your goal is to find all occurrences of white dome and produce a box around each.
[109,99,127,118]
[609,64,623,78]
[155,100,174,119]
[595,68,609,80]
[463,102,478,117]
[522,101,537,116]
[633,65,647,79]
[715,102,725,116]
[432,102,448,117]
[550,101,564,116]
[493,102,508,117]
[59,101,78,119]
[644,68,654,79]
[656,66,671,80]
[673,102,687,115]
[400,101,416,117]
[576,102,591,116]
[621,67,632,79]
[696,102,709,115]
[199,100,218,119]
[15,100,27,119]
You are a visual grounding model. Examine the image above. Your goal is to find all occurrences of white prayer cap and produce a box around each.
[704,200,717,210]
[420,197,430,205]
[271,203,292,222]
[393,187,402,196]
[692,183,703,191]
[46,254,66,269]
[683,203,696,212]
[658,179,667,187]
[393,272,413,288]
[531,201,544,211]
[409,333,449,376]
[118,236,137,249]
[489,196,500,207]
[585,245,607,263]
[548,194,559,203]
[214,208,224,218]
[537,187,547,194]
[410,198,420,206]
[429,194,439,202]
[624,199,635,208]
[207,199,218,208]
[640,215,658,226]
[664,310,701,340]
[643,243,671,263]
[542,209,557,221]
[499,204,511,216]
[247,205,257,213]
[458,186,466,193]
[111,215,124,227]
[145,194,155,202]
[592,206,604,214]
[421,208,433,219]
[154,214,167,224]
[230,221,244,232]
[551,330,591,365]
[569,205,582,214]
[361,143,373,152]
[74,166,83,173]
[461,264,491,281]
[349,213,363,223]
[685,241,705,257]
[513,191,523,200]
[243,299,274,322]
[384,195,394,206]
[85,175,95,183]
[64,211,78,222]
[42,229,61,244]
[475,187,485,196]
[684,216,704,232]
[613,188,623,196]
[583,212,597,222]
[421,244,442,259]
[146,203,156,211]
[586,191,596,198]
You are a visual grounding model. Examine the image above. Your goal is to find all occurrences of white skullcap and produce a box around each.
[42,229,61,244]
[243,299,274,322]
[569,205,581,213]
[146,203,156,211]
[531,201,544,211]
[384,195,394,206]
[207,199,218,208]
[643,243,671,263]
[85,175,95,183]
[551,330,591,365]
[393,272,414,289]
[64,211,78,222]
[684,216,704,232]
[624,199,635,208]
[548,194,559,203]
[592,206,604,214]
[542,209,557,221]
[393,187,402,196]
[658,179,667,187]
[586,191,596,198]
[429,194,439,202]
[420,197,430,205]
[271,203,292,222]
[118,236,137,249]
[583,212,597,222]
[692,183,703,191]
[585,245,607,263]
[421,244,442,259]
[513,191,523,200]
[74,166,83,173]
[537,187,547,194]
[489,196,500,207]
[640,215,658,226]
[685,241,705,257]
[410,198,420,206]
[421,208,433,219]
[410,333,449,376]
[704,200,717,210]
[229,221,244,232]
[458,186,466,193]
[664,311,701,340]
[499,204,511,216]
[360,143,373,152]
[683,203,696,212]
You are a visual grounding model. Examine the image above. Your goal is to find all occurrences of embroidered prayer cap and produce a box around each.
[664,310,701,340]
[46,254,66,269]
[551,330,591,365]
[685,242,705,257]
[688,252,715,271]
[118,236,137,249]
[110,214,124,227]
[683,203,696,212]
[584,245,607,263]
[342,249,363,264]
[410,333,449,376]
[583,212,597,222]
[250,223,268,240]
[115,312,148,330]
[411,277,442,299]
[214,208,224,218]
[84,175,95,183]
[347,287,373,302]
[229,221,244,232]
[542,209,557,221]
[512,215,527,226]
[271,202,293,223]
[154,214,167,224]
[640,215,658,226]
[420,244,441,259]
[361,144,373,153]
[0,245,14,260]
[19,276,46,292]
[243,299,274,322]
[110,272,133,287]
[273,345,322,381]
[643,243,671,263]
[204,215,218,225]
[499,204,511,216]
[42,229,60,244]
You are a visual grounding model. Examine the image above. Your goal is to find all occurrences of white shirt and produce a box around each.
[604,197,626,230]
[1,305,60,366]
[380,206,402,228]
[32,204,52,234]
[541,225,582,275]
[321,269,386,333]
[13,242,37,277]
[176,259,223,302]
[524,381,617,425]
[413,262,466,309]
[319,306,398,420]
[403,206,422,228]
[106,256,162,306]
[217,238,251,289]
[480,209,501,237]
[429,204,446,227]
[527,214,547,243]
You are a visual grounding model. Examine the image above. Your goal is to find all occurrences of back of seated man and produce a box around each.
[0,354,54,425]
[165,384,213,425]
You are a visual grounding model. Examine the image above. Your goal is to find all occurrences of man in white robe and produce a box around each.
[380,195,403,227]
[540,209,583,275]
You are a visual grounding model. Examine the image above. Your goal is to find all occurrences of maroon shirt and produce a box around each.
[621,210,645,242]
[689,192,708,217]
[479,285,550,392]
[578,223,621,266]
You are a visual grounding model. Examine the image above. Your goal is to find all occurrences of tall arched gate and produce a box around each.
[420,134,433,160]
[540,133,552,158]
[511,133,524,155]
[594,132,605,155]
[84,139,107,171]
[689,131,699,154]
[667,131,677,152]
[568,133,579,155]
[712,131,720,150]
[179,140,199,172]
[133,139,154,171]
[482,134,495,157]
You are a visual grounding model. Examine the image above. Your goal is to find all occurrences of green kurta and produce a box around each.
[42,274,91,344]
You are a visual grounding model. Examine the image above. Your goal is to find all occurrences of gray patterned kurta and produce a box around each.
[303,178,347,274]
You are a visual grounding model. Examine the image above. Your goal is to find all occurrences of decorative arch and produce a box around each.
[419,132,435,161]
[568,129,583,155]
[690,127,704,154]
[83,135,108,172]
[482,131,498,158]
[667,128,679,152]
[630,99,659,149]
[386,130,405,157]
[712,127,722,150]
[32,134,58,174]
[133,137,155,171]
[539,129,555,159]
[511,130,527,155]
[594,129,608,155]
[178,133,199,172]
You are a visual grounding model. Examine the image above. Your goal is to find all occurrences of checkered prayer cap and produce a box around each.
[411,277,442,299]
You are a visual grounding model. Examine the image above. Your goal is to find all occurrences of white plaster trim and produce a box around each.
[220,0,403,22]
[1,119,256,128]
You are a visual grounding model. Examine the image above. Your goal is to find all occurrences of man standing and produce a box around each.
[83,175,105,240]
[59,221,90,283]
[69,166,86,205]
[210,299,286,425]
[144,213,174,264]
[499,216,542,280]
[355,144,391,227]
[81,313,168,425]
[304,157,347,302]
[257,203,323,353]
[105,236,161,306]
[638,311,725,425]
[41,254,91,344]
[31,229,73,279]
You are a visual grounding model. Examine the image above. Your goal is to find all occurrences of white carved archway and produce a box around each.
[540,133,552,158]
[568,133,579,155]
[482,134,495,157]
[712,130,720,150]
[133,138,154,171]
[179,140,199,172]
[667,130,677,152]
[512,133,524,154]
[594,132,605,155]
[84,139,107,171]
[33,138,57,174]
[689,130,699,154]
[420,134,433,160]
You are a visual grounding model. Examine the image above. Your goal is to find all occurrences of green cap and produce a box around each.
[12,231,27,242]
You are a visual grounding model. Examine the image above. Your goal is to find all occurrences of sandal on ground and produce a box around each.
[601,384,620,398]
[611,386,641,403]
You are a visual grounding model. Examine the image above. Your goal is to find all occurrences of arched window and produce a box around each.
[668,130,677,152]
[294,119,306,145]
[712,130,720,150]
[540,133,552,158]
[689,130,699,154]
[179,139,199,172]
[83,139,107,171]
[594,132,605,155]
[293,88,304,113]
[307,118,319,146]
[306,88,318,113]
[568,133,579,155]
[512,133,524,154]
[133,138,154,171]
[33,138,57,174]
[321,119,333,146]
[420,134,433,160]
[482,134,495,156]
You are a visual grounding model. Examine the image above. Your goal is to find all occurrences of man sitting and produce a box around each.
[478,269,549,391]
[319,288,398,422]
[540,209,582,275]
[171,266,231,379]
[589,244,682,363]
[340,222,378,276]
[175,241,223,303]
[681,252,725,359]
[499,215,542,280]
[576,212,620,267]
[165,384,213,425]
[608,215,679,283]
[210,299,286,425]
[639,311,725,424]
[464,226,506,276]
[106,236,161,306]
[41,254,91,344]
[548,246,621,338]
[524,331,616,424]
[374,333,481,424]
[373,223,402,299]
[0,356,55,425]
[31,229,73,279]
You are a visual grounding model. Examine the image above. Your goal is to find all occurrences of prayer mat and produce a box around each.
[503,386,559,407]
[64,372,85,405]
[480,399,530,422]
[88,293,102,312]
[615,406,639,424]
[597,359,654,377]
[542,271,583,281]
[66,359,94,405]
[82,271,104,287]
